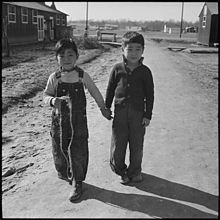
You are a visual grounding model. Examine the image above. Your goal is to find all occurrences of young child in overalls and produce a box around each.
[43,38,111,201]
[105,31,154,184]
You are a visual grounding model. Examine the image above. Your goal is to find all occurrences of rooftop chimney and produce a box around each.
[51,2,56,10]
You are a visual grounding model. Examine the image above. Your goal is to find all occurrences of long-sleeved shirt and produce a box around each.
[43,68,105,110]
[105,57,154,120]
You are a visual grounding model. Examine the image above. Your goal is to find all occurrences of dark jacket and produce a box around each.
[105,58,154,120]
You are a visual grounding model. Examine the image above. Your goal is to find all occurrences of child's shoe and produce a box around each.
[120,174,130,185]
[131,174,143,182]
[68,181,82,202]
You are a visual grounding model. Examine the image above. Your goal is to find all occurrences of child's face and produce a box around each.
[123,43,144,65]
[57,48,78,71]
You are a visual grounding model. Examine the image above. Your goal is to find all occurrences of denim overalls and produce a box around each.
[50,66,89,184]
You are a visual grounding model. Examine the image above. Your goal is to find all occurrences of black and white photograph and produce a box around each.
[2,1,218,218]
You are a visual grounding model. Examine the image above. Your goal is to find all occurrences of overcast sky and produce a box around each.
[46,2,205,22]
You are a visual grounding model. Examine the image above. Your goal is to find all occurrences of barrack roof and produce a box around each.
[3,2,68,15]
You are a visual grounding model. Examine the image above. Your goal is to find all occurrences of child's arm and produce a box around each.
[43,73,56,107]
[143,68,154,121]
[105,66,117,109]
[43,73,69,109]
[83,72,112,120]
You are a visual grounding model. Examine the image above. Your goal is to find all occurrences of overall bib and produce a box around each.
[50,67,89,184]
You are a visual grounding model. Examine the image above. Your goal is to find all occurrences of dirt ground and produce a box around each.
[2,39,218,218]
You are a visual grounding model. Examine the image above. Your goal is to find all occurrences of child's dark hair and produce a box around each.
[55,38,78,57]
[122,31,145,49]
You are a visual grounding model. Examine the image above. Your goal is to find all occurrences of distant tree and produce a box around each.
[68,19,200,32]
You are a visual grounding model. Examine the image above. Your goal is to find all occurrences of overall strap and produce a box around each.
[55,70,61,79]
[55,70,62,84]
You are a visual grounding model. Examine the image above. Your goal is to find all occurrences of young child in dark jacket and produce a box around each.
[105,31,154,184]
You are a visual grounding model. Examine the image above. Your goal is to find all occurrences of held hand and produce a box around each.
[142,118,150,127]
[100,107,112,120]
[52,96,70,109]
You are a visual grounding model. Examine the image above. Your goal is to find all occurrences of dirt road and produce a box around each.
[2,40,218,218]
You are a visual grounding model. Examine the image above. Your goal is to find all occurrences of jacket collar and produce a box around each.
[122,55,144,72]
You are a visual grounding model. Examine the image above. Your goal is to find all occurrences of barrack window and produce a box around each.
[32,9,38,24]
[8,5,16,23]
[21,7,28,24]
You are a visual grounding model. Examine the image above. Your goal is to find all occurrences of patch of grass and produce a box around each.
[2,56,36,69]
[150,37,196,45]
[2,37,104,69]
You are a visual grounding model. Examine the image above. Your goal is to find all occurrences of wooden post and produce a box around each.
[114,34,116,42]
[3,16,10,57]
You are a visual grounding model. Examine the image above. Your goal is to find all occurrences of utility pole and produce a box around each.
[180,2,184,38]
[84,2,88,38]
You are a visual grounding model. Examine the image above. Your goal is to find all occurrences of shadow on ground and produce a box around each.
[72,173,218,218]
[2,136,14,145]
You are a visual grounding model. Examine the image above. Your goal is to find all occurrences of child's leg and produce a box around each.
[68,111,88,201]
[127,108,145,178]
[69,110,89,183]
[51,134,68,176]
[110,107,129,177]
[50,113,69,178]
[68,138,89,182]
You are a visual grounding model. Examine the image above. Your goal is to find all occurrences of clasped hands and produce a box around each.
[100,107,112,120]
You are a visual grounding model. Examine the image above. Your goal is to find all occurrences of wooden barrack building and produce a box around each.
[2,2,69,46]
[197,2,218,46]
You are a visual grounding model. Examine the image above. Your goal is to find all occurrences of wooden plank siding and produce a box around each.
[2,4,38,44]
[209,15,218,46]
[198,4,212,46]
